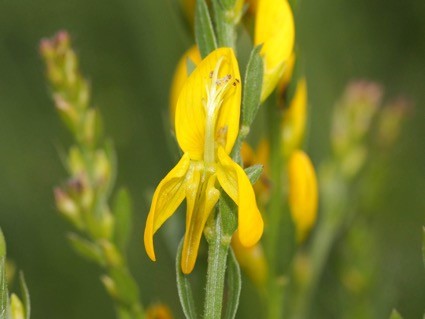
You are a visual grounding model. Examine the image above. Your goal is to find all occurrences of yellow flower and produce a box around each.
[288,150,318,242]
[146,303,174,319]
[281,78,308,157]
[241,140,270,204]
[169,45,202,126]
[231,230,268,287]
[144,48,263,274]
[255,0,295,102]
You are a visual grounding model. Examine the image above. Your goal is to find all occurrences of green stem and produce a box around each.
[204,212,231,319]
[265,98,285,319]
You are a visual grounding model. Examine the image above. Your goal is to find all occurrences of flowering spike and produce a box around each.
[144,48,263,273]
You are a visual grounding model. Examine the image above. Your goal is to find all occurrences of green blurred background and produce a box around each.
[0,0,424,318]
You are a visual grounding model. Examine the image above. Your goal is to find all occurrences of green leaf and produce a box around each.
[219,0,237,10]
[108,268,140,306]
[223,248,241,319]
[244,164,263,185]
[242,46,264,128]
[67,233,106,266]
[389,309,403,319]
[176,238,197,319]
[0,229,8,319]
[19,272,30,319]
[219,193,238,237]
[113,188,133,251]
[195,0,217,58]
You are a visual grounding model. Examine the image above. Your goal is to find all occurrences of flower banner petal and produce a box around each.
[216,147,263,247]
[144,154,191,261]
[175,48,241,159]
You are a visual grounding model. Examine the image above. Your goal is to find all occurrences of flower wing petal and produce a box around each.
[216,147,264,247]
[175,48,241,159]
[144,154,191,261]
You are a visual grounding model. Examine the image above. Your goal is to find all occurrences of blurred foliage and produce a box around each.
[0,0,424,318]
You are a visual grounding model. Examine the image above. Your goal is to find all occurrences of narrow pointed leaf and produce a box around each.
[113,188,133,251]
[244,164,263,185]
[19,272,30,319]
[223,248,241,319]
[176,239,197,319]
[219,193,238,237]
[195,0,217,58]
[242,46,264,127]
[109,268,140,305]
[67,233,106,266]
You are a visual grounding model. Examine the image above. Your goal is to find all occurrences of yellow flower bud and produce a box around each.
[54,187,83,229]
[231,230,268,287]
[255,0,295,102]
[10,294,25,319]
[101,275,118,299]
[281,78,307,157]
[169,45,201,127]
[146,303,174,319]
[288,150,318,242]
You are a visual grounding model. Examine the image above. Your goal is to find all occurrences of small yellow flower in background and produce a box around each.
[231,230,268,287]
[169,45,202,126]
[241,141,270,204]
[146,303,174,319]
[255,0,295,102]
[281,78,308,157]
[145,48,264,274]
[288,150,318,242]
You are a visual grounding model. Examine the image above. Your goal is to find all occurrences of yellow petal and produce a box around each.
[216,147,263,247]
[169,45,202,127]
[146,303,174,319]
[175,48,241,160]
[281,78,308,157]
[182,173,220,274]
[240,142,256,167]
[288,150,318,242]
[255,0,295,101]
[144,154,191,261]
